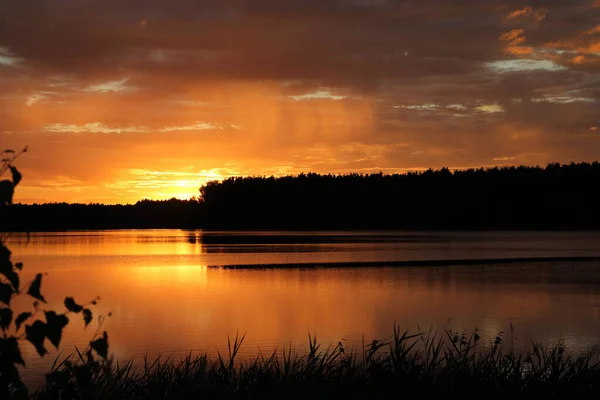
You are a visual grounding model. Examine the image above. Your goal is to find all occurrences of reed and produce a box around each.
[33,326,600,399]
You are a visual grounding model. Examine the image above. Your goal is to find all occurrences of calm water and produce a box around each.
[7,230,600,383]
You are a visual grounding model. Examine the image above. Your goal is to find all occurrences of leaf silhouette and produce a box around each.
[27,273,46,303]
[3,149,15,153]
[0,337,25,365]
[90,331,109,359]
[64,297,83,313]
[44,311,69,349]
[15,262,23,271]
[82,308,92,327]
[0,282,13,305]
[25,320,48,357]
[0,250,19,290]
[0,266,20,292]
[0,307,13,332]
[15,312,32,332]
[0,244,10,259]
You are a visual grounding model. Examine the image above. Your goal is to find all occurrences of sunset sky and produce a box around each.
[1,0,600,204]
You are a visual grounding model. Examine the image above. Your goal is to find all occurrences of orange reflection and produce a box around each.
[8,231,600,385]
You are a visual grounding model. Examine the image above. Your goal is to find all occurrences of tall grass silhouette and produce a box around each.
[33,326,600,399]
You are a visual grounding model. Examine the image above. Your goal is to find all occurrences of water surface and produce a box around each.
[7,230,600,382]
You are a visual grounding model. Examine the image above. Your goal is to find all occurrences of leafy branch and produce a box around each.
[0,149,110,398]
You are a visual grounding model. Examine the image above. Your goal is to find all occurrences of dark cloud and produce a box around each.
[0,0,599,202]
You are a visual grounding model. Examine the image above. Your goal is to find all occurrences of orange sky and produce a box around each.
[1,1,599,204]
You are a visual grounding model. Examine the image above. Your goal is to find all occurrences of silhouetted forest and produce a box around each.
[3,162,600,231]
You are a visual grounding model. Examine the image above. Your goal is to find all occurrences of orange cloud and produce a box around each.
[543,38,600,66]
[571,55,590,64]
[499,2,599,70]
[508,37,526,46]
[505,46,535,56]
[580,41,600,53]
[499,29,525,42]
[533,8,547,23]
[585,25,600,35]
[505,6,545,25]
[499,29,532,55]
[506,7,533,19]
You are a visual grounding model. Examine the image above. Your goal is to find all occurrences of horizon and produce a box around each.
[6,160,598,206]
[1,1,599,204]
[11,160,599,205]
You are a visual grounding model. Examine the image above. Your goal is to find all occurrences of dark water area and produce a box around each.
[6,230,600,385]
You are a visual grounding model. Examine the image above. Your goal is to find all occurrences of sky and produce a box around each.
[1,0,599,204]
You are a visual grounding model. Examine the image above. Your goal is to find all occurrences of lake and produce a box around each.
[7,230,600,384]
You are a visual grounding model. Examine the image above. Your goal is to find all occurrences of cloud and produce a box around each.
[499,29,525,45]
[506,7,533,20]
[485,59,566,73]
[395,104,441,111]
[1,0,600,203]
[393,103,484,118]
[499,28,534,55]
[505,46,536,56]
[496,4,600,71]
[159,123,221,132]
[289,90,349,101]
[0,47,23,67]
[584,25,600,35]
[25,91,63,106]
[26,93,49,107]
[45,123,148,134]
[533,8,547,23]
[505,6,546,23]
[44,122,222,133]
[83,78,133,93]
[474,104,505,114]
[571,55,593,64]
[532,96,595,104]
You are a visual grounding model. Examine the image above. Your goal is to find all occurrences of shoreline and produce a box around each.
[208,256,600,269]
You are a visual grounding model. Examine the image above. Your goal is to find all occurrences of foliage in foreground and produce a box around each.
[31,328,600,400]
[1,239,110,397]
[1,148,110,399]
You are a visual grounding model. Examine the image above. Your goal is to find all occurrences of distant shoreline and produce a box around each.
[208,256,600,269]
[4,163,600,231]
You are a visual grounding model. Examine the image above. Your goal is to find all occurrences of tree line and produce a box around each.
[3,162,600,231]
